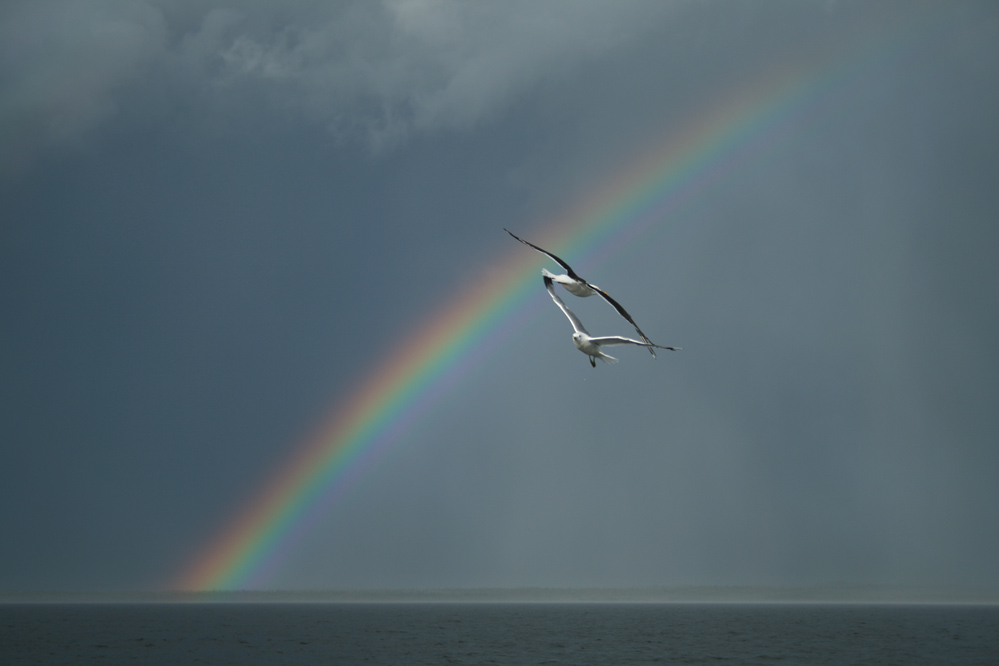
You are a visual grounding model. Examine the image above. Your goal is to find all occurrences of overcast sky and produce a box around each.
[2,0,998,593]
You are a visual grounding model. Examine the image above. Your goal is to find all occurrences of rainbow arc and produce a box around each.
[175,13,935,591]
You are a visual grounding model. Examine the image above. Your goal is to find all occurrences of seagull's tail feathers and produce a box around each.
[541,268,558,279]
[598,353,619,365]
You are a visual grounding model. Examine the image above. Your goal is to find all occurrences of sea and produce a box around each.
[2,602,997,665]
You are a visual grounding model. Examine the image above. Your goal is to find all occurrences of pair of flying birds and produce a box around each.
[506,229,679,367]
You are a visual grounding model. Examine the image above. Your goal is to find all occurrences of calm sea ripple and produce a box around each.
[2,603,997,665]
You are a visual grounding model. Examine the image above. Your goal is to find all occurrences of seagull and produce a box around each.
[543,274,679,367]
[505,228,660,356]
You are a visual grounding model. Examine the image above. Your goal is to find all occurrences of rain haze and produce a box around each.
[2,0,998,598]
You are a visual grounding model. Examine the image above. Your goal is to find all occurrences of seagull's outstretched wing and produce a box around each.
[505,228,583,282]
[543,275,588,335]
[588,335,654,347]
[588,286,658,355]
[588,335,681,351]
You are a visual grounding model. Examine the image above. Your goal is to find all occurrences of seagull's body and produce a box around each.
[543,274,678,367]
[505,228,660,356]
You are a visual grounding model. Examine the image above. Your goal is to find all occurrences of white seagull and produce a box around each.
[543,274,679,367]
[506,228,660,356]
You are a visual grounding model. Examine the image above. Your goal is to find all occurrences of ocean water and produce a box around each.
[2,603,997,665]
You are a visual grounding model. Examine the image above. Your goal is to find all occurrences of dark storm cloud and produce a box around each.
[0,0,166,172]
[2,0,673,170]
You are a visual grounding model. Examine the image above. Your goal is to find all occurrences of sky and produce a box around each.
[2,0,998,594]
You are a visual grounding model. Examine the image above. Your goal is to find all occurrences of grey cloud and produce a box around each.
[2,0,675,168]
[0,0,166,172]
[187,0,674,149]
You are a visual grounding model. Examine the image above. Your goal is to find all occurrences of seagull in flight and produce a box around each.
[543,274,679,367]
[505,228,660,356]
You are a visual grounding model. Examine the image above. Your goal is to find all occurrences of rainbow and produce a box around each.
[175,15,932,591]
